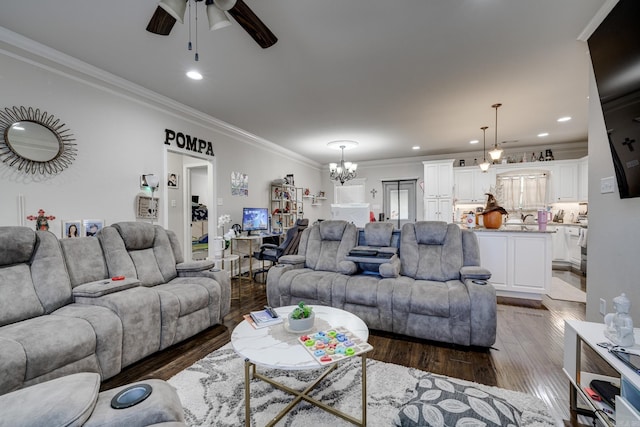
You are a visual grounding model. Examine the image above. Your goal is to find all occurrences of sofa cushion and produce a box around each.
[363,222,394,246]
[0,372,100,427]
[0,226,36,266]
[305,221,358,273]
[401,222,463,282]
[0,264,44,326]
[0,315,97,381]
[155,282,210,316]
[113,222,156,250]
[130,248,166,286]
[60,237,109,287]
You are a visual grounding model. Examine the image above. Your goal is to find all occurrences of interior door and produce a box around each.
[383,180,416,228]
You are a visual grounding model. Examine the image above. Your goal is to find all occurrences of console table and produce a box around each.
[563,319,640,425]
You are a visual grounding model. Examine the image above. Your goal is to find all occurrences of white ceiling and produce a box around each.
[0,0,607,165]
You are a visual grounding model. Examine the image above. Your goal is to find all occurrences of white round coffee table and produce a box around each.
[231,305,371,426]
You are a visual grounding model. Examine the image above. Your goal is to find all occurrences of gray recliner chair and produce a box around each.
[0,372,186,427]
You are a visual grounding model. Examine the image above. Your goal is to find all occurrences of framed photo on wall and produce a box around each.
[83,219,104,237]
[61,220,82,238]
[167,173,179,189]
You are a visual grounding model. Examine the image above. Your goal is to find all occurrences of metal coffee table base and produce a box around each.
[243,354,367,427]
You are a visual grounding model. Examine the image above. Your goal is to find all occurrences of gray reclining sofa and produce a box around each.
[266,220,496,347]
[0,222,230,404]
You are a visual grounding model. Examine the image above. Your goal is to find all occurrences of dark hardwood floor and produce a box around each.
[101,275,590,425]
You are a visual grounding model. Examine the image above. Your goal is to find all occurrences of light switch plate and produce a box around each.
[600,176,615,194]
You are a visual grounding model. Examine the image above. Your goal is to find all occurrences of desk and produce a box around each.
[231,234,281,280]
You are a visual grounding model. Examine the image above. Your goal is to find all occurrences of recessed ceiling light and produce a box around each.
[537,132,549,137]
[412,146,420,150]
[186,70,203,80]
[469,139,479,144]
[557,116,572,122]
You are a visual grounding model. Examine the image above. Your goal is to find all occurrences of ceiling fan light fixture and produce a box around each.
[214,0,237,11]
[206,3,231,31]
[158,0,187,24]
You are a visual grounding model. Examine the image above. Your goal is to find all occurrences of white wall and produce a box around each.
[0,35,323,251]
[586,65,640,321]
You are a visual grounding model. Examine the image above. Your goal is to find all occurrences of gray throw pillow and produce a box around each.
[395,373,522,426]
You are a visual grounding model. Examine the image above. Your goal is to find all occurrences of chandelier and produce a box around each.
[488,103,504,162]
[328,140,358,185]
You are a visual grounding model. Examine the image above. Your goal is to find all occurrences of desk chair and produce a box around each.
[252,218,309,280]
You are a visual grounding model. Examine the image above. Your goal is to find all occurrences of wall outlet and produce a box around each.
[600,298,607,316]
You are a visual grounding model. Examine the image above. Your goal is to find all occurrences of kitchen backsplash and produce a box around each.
[455,201,586,224]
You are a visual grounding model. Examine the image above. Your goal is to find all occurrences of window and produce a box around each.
[497,172,548,211]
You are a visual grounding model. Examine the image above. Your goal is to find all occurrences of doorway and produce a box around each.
[166,150,216,262]
[382,180,417,229]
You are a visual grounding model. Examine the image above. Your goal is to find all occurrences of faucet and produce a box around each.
[521,214,534,223]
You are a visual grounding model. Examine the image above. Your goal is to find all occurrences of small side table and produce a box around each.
[220,254,240,300]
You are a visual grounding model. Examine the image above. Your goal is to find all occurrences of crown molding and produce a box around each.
[577,0,619,42]
[0,26,321,170]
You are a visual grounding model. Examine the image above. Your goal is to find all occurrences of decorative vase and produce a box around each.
[483,211,503,229]
[288,311,315,333]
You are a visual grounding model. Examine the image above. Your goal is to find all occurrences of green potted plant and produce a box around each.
[288,301,315,332]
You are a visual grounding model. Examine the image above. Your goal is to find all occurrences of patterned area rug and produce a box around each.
[168,343,559,426]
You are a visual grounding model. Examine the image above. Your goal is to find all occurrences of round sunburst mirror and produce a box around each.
[0,106,76,174]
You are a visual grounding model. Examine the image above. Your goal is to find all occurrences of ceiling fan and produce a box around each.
[146,0,277,49]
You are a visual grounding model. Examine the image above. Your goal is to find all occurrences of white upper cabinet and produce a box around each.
[578,156,588,202]
[423,160,454,198]
[552,160,579,202]
[454,167,496,203]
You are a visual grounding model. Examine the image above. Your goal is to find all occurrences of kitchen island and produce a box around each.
[472,227,554,302]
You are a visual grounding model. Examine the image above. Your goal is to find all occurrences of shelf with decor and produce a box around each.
[270,183,303,235]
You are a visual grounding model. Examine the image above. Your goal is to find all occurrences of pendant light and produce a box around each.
[488,103,504,162]
[479,126,490,172]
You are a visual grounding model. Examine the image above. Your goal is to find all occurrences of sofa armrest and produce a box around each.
[460,266,491,281]
[176,259,216,272]
[73,277,141,298]
[278,254,305,267]
[338,260,358,275]
[378,255,401,278]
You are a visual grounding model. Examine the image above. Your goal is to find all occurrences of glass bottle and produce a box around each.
[538,152,544,161]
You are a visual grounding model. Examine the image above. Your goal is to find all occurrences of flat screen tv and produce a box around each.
[242,207,269,235]
[588,0,640,199]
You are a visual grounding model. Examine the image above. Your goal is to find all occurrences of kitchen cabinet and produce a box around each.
[578,156,588,202]
[454,167,496,203]
[566,225,582,268]
[423,160,454,198]
[424,197,453,222]
[548,225,568,262]
[552,161,579,202]
[423,159,454,222]
[475,230,553,300]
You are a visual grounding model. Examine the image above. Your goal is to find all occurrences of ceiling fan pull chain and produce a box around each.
[187,0,193,51]
[194,0,199,61]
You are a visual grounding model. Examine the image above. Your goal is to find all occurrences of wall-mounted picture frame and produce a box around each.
[135,195,159,220]
[83,219,104,237]
[62,220,82,238]
[167,173,179,189]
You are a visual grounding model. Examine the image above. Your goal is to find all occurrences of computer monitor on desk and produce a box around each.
[242,207,269,236]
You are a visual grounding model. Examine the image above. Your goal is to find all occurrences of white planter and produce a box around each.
[287,311,315,333]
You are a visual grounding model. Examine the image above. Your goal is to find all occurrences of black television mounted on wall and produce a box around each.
[588,0,640,199]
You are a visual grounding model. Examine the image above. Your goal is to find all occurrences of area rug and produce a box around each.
[168,343,559,426]
[547,276,586,303]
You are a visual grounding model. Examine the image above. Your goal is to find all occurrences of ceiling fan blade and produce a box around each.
[146,6,177,35]
[226,0,277,49]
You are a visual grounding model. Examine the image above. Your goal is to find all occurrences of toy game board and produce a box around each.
[298,326,373,365]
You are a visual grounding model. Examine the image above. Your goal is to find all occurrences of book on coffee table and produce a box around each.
[246,308,283,329]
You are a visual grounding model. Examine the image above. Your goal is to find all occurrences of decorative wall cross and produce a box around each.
[370,189,377,199]
[622,137,636,152]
